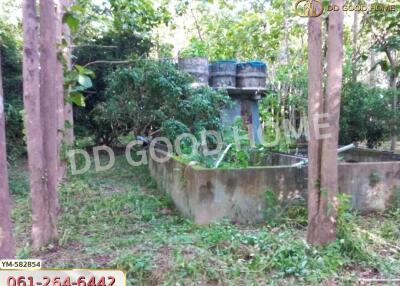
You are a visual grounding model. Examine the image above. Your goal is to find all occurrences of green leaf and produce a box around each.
[370,60,389,73]
[75,65,95,77]
[64,70,79,86]
[68,91,86,107]
[70,3,85,13]
[70,85,86,92]
[78,74,92,88]
[64,120,73,129]
[63,12,79,33]
[395,66,400,77]
[378,60,390,72]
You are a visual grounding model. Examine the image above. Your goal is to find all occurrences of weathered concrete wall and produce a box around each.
[338,162,400,212]
[342,148,400,162]
[250,152,304,166]
[149,151,400,224]
[285,147,400,163]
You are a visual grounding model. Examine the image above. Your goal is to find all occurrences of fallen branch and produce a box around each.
[83,60,135,67]
[72,45,118,49]
[358,278,400,283]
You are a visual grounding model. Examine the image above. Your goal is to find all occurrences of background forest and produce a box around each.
[1,0,399,157]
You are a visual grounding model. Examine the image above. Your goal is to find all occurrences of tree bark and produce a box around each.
[56,0,66,181]
[370,43,376,86]
[351,1,358,82]
[318,0,344,244]
[39,0,59,246]
[0,50,16,259]
[23,0,54,250]
[284,0,289,65]
[390,74,397,151]
[307,0,344,245]
[62,0,75,146]
[306,13,324,245]
[383,48,398,151]
[380,46,398,151]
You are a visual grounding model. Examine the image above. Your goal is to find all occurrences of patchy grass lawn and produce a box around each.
[9,155,400,285]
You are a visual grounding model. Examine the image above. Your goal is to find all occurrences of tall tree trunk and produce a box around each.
[351,1,358,82]
[62,0,74,146]
[390,74,397,151]
[39,0,59,245]
[23,0,54,250]
[384,49,398,151]
[0,50,15,259]
[306,13,324,245]
[318,0,344,244]
[55,0,66,181]
[284,0,289,65]
[307,0,344,245]
[370,46,376,86]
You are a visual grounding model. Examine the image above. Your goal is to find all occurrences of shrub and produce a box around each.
[0,21,24,159]
[91,60,230,144]
[339,82,399,147]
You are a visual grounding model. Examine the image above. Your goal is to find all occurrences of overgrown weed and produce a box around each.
[9,155,400,285]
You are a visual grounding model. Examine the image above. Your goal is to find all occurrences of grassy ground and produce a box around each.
[8,155,400,285]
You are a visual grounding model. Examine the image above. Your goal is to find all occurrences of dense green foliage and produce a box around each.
[340,82,400,147]
[175,0,399,151]
[0,20,24,159]
[66,0,171,137]
[91,60,230,144]
[2,0,398,155]
[177,0,303,62]
[362,8,400,85]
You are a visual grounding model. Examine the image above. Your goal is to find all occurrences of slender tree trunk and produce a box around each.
[23,0,53,250]
[0,51,15,259]
[318,0,344,244]
[284,0,289,65]
[62,0,74,146]
[351,1,358,82]
[282,0,290,123]
[56,0,65,181]
[370,47,376,86]
[383,49,398,151]
[390,75,397,151]
[307,0,344,245]
[39,0,59,245]
[306,14,324,245]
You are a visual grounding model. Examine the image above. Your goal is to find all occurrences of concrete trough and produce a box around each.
[149,148,400,224]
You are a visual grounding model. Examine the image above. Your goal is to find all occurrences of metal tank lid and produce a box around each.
[237,61,267,68]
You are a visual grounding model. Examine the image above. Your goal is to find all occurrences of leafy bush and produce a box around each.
[72,30,154,138]
[339,82,400,147]
[91,60,230,144]
[178,38,208,58]
[0,21,24,159]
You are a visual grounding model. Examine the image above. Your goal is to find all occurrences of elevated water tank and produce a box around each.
[178,57,209,87]
[210,60,237,88]
[236,61,267,89]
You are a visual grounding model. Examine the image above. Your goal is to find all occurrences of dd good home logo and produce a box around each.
[295,0,323,17]
[295,0,397,17]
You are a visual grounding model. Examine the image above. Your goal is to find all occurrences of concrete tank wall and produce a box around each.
[149,151,400,224]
